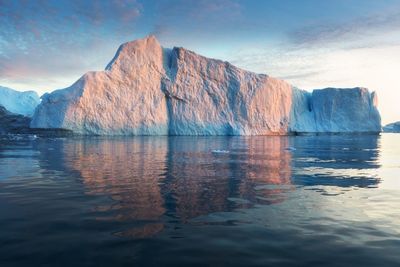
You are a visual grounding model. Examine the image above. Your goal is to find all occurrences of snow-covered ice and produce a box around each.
[383,121,400,132]
[31,36,382,135]
[0,86,40,117]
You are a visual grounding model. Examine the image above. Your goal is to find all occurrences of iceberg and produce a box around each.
[31,36,168,135]
[383,122,400,133]
[0,86,40,117]
[290,88,381,133]
[31,36,381,135]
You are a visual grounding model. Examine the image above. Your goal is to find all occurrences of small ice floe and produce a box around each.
[285,147,296,151]
[212,149,230,154]
[27,134,38,141]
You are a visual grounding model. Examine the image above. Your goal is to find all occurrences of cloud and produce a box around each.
[150,24,170,38]
[289,9,400,48]
[0,0,142,93]
[279,71,323,81]
[0,0,142,40]
[150,0,243,41]
[156,0,241,20]
[224,3,400,95]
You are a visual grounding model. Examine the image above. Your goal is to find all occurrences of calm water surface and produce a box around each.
[1,134,400,266]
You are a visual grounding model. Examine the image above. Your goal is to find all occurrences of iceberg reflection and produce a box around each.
[29,135,381,237]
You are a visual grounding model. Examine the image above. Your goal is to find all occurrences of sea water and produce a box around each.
[0,134,399,266]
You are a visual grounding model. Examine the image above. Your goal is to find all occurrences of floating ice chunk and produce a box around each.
[212,150,230,154]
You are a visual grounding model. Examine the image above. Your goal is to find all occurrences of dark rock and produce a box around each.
[0,106,31,134]
[0,105,74,137]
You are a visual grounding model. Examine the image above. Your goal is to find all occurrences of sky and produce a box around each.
[1,0,400,124]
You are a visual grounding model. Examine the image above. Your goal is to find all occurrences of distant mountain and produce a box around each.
[0,86,40,117]
[383,122,400,133]
[30,36,381,135]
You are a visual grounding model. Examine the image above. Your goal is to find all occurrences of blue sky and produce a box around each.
[1,0,400,123]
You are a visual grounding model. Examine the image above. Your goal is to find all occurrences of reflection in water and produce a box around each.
[30,135,382,237]
[237,137,292,205]
[64,138,168,237]
[163,137,293,221]
[0,135,394,266]
[291,135,381,188]
[51,137,294,230]
[0,141,40,181]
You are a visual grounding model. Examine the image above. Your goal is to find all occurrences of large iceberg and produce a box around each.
[0,86,40,117]
[31,36,381,135]
[32,37,168,135]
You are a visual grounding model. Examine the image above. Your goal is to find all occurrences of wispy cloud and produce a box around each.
[151,0,243,41]
[155,0,241,22]
[280,71,323,81]
[0,0,142,93]
[226,3,400,88]
[289,9,400,48]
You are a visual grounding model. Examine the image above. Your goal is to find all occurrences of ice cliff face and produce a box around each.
[32,36,168,135]
[164,47,294,135]
[31,36,381,135]
[0,86,40,117]
[290,88,381,133]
